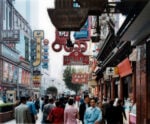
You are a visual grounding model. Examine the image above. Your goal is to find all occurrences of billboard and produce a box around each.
[32,30,44,67]
[3,61,18,83]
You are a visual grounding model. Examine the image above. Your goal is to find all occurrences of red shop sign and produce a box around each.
[117,58,132,77]
[33,81,40,88]
[72,73,89,84]
[63,51,89,65]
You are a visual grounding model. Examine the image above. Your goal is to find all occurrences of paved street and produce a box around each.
[4,110,43,124]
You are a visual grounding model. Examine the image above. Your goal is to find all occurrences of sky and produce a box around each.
[14,0,67,80]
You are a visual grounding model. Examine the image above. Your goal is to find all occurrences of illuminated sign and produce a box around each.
[32,76,41,81]
[42,39,49,69]
[33,30,44,67]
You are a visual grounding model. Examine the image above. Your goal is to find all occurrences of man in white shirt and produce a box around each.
[15,96,32,124]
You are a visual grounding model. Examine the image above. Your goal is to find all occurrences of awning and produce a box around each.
[76,0,107,15]
[120,1,150,45]
[95,41,131,77]
[102,41,131,68]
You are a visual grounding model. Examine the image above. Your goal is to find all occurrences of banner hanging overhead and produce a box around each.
[63,51,89,65]
[72,73,89,84]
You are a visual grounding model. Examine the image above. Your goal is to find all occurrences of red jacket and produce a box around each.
[48,107,64,124]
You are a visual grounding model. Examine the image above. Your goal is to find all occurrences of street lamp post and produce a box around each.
[0,0,3,43]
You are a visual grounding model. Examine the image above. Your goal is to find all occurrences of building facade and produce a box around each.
[0,0,32,102]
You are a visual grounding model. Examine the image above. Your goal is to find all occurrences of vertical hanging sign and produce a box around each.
[33,30,44,67]
[42,39,49,69]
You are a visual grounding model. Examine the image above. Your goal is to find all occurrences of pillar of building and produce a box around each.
[146,42,150,123]
[111,78,115,100]
[119,78,123,100]
[136,43,150,124]
[132,62,136,104]
[104,81,107,99]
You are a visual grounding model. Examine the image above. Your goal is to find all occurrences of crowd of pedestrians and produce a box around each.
[14,94,127,124]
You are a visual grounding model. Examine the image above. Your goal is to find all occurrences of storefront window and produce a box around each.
[123,75,132,100]
[130,103,136,115]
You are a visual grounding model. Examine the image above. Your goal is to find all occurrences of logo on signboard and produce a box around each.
[106,67,119,76]
[52,30,88,53]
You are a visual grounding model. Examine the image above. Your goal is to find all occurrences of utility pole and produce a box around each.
[0,0,3,97]
[0,0,2,37]
[0,0,3,42]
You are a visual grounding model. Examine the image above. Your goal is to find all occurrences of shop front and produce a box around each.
[117,57,135,124]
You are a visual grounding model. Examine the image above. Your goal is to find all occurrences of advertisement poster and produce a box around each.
[21,69,25,84]
[18,68,22,84]
[8,64,13,82]
[3,61,9,82]
[13,66,18,83]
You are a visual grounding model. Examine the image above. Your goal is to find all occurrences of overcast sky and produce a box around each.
[14,0,67,80]
[37,0,67,80]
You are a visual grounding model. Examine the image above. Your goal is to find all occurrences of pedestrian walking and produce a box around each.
[79,94,90,124]
[15,96,32,124]
[97,101,105,124]
[40,97,44,111]
[47,100,64,124]
[34,95,40,113]
[84,98,102,124]
[26,95,38,124]
[42,95,49,111]
[64,97,79,124]
[105,100,117,124]
[42,98,55,124]
[116,99,127,124]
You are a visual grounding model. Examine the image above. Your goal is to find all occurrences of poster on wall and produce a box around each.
[21,69,25,84]
[8,64,13,82]
[3,61,18,83]
[13,66,18,83]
